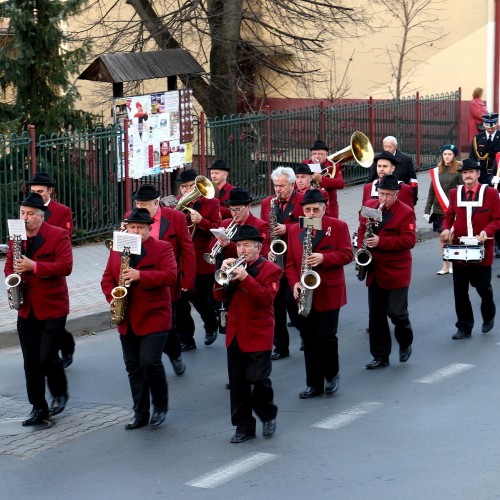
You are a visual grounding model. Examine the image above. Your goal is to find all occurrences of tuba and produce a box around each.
[298,217,322,317]
[355,204,383,281]
[175,175,215,237]
[214,256,247,286]
[5,234,25,310]
[269,195,287,270]
[313,131,374,187]
[110,246,131,325]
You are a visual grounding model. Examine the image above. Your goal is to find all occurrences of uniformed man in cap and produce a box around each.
[208,160,236,220]
[469,112,500,185]
[357,174,416,369]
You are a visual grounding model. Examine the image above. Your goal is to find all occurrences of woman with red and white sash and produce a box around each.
[424,144,462,275]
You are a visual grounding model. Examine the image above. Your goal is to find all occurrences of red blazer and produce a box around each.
[213,258,281,352]
[45,199,73,237]
[442,185,500,266]
[208,212,271,262]
[125,206,196,300]
[217,182,236,220]
[357,199,416,289]
[285,216,353,311]
[4,223,73,320]
[362,181,415,209]
[303,159,344,218]
[101,237,177,335]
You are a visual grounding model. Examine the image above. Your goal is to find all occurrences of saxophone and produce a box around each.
[110,246,131,325]
[355,204,383,281]
[298,218,321,317]
[269,195,287,270]
[5,234,25,310]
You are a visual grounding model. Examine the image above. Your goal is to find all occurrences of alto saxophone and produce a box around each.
[298,217,321,318]
[355,204,383,281]
[5,234,25,310]
[110,246,131,325]
[269,195,287,270]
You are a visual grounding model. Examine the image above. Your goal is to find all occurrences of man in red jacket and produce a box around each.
[101,208,177,429]
[441,159,500,339]
[208,159,236,220]
[214,225,281,443]
[5,193,73,425]
[28,171,75,369]
[357,175,416,369]
[285,190,353,398]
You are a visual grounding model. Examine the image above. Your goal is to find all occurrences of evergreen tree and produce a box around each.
[0,0,92,134]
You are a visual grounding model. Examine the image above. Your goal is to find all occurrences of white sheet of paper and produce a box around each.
[309,163,322,174]
[112,231,142,255]
[210,228,230,242]
[8,220,27,240]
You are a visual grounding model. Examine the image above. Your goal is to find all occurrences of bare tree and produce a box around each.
[370,0,447,98]
[75,0,369,118]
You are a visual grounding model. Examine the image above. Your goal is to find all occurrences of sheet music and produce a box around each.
[8,220,27,240]
[112,231,142,255]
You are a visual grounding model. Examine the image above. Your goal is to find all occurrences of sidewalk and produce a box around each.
[0,171,434,348]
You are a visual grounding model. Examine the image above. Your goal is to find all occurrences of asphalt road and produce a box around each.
[1,237,500,499]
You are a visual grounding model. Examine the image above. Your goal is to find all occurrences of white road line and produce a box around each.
[311,401,383,430]
[186,452,278,489]
[416,363,475,384]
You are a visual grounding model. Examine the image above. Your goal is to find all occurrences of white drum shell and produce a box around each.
[443,244,484,262]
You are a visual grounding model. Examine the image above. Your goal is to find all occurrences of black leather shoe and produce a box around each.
[172,355,186,375]
[49,394,68,416]
[299,386,324,399]
[204,330,218,346]
[22,407,49,426]
[399,346,412,363]
[452,330,471,340]
[180,340,196,352]
[325,374,340,396]
[230,431,256,443]
[61,353,73,369]
[366,359,390,370]
[150,410,167,427]
[271,351,289,361]
[125,415,149,430]
[482,320,495,333]
[263,419,276,438]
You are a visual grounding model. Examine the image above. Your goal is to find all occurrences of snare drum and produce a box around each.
[443,244,484,262]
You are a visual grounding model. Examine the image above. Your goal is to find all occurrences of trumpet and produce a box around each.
[214,256,247,286]
[203,218,239,264]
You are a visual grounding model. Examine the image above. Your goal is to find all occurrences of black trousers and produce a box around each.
[453,264,495,334]
[120,329,169,417]
[17,311,68,410]
[60,328,75,357]
[162,300,182,362]
[273,275,290,355]
[296,308,340,388]
[177,274,219,341]
[227,338,277,434]
[368,281,413,360]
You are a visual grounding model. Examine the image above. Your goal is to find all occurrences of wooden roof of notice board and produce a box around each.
[78,50,205,83]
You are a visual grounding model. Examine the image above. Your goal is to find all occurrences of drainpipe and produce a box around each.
[495,0,500,110]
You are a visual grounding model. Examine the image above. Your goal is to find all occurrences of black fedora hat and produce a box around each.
[231,224,264,242]
[378,174,401,191]
[176,168,198,184]
[300,189,328,205]
[224,188,253,205]
[19,192,48,211]
[458,158,481,172]
[374,151,400,165]
[481,112,499,126]
[309,140,329,152]
[131,184,161,201]
[123,208,154,225]
[295,163,313,175]
[208,159,230,171]
[27,172,55,187]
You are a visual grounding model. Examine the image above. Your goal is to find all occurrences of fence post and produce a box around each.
[124,119,131,213]
[457,87,462,153]
[415,91,421,168]
[320,100,325,139]
[29,125,36,175]
[266,105,272,195]
[369,96,374,144]
[200,111,206,175]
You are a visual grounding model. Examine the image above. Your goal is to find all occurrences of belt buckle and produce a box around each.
[487,169,492,174]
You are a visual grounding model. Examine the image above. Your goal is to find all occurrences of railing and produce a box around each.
[0,90,460,244]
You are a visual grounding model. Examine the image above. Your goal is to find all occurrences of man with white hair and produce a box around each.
[367,136,418,205]
[260,167,304,360]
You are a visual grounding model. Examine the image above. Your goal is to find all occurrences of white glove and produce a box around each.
[491,175,500,184]
[424,214,430,223]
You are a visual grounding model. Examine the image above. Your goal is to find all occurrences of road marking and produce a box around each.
[416,363,475,384]
[311,401,382,430]
[186,452,278,489]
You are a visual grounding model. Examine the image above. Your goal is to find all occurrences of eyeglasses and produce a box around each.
[229,206,246,213]
[180,183,195,190]
[377,191,397,199]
